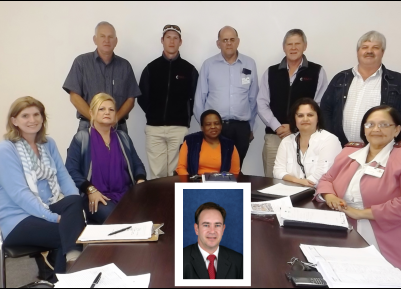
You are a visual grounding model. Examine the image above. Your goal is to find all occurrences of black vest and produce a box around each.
[147,55,195,127]
[184,132,234,176]
[266,60,321,134]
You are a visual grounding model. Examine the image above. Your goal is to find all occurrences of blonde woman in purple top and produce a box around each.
[66,93,146,224]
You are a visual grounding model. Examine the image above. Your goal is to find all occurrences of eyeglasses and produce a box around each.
[220,38,237,44]
[163,24,181,35]
[287,257,316,271]
[364,122,396,129]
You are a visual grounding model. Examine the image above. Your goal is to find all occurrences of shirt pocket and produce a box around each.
[304,158,315,175]
[387,84,401,109]
[286,158,294,172]
[322,160,330,172]
[234,69,251,90]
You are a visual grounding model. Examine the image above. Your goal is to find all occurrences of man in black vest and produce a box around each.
[257,29,328,177]
[138,25,198,179]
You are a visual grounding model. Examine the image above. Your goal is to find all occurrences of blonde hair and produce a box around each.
[4,96,48,143]
[89,93,117,128]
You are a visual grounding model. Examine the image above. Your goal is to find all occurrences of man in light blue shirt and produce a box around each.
[194,26,259,168]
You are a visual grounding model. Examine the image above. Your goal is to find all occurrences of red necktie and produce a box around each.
[207,254,216,279]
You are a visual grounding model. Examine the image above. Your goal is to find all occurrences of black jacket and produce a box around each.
[138,53,198,127]
[321,64,401,146]
[183,243,243,279]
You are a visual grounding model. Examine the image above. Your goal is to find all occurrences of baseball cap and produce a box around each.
[163,24,181,36]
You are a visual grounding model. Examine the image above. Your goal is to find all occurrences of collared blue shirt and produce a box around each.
[194,52,259,129]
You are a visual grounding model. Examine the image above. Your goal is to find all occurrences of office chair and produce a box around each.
[0,230,51,288]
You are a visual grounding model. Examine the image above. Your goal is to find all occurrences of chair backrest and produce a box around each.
[0,229,5,288]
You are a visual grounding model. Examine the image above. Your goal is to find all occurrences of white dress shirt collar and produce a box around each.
[348,140,394,167]
[352,64,382,79]
[198,244,219,270]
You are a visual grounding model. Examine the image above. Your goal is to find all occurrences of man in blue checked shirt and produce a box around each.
[194,26,259,168]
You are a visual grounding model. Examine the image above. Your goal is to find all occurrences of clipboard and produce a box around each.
[76,223,164,244]
[283,220,351,231]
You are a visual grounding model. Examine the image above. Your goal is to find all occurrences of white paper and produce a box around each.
[300,244,401,288]
[257,183,309,197]
[126,273,151,288]
[78,221,153,242]
[251,197,292,214]
[300,244,387,265]
[55,263,151,288]
[280,207,349,228]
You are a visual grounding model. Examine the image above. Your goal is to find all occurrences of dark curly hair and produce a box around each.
[288,98,324,133]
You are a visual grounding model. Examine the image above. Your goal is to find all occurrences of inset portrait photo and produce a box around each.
[175,183,251,286]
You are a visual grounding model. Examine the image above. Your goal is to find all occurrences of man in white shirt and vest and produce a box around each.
[257,29,328,177]
[183,202,243,279]
[321,30,401,146]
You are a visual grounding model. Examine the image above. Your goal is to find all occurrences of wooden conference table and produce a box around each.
[69,175,367,287]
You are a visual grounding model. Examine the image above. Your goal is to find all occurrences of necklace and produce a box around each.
[296,134,309,179]
[105,142,110,150]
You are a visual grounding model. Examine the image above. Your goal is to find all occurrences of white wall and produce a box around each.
[1,1,401,177]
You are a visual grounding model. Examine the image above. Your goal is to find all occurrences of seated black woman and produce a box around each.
[66,93,146,224]
[176,109,240,175]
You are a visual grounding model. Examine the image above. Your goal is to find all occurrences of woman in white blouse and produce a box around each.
[273,98,342,187]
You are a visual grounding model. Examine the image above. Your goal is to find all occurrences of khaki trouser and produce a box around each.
[262,134,282,178]
[145,125,188,179]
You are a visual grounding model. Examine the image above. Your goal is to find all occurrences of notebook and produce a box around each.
[279,207,351,231]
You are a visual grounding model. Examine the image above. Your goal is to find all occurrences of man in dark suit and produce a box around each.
[183,202,243,279]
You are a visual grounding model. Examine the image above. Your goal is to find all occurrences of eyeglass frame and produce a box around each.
[363,122,396,129]
[287,257,317,271]
[219,37,238,44]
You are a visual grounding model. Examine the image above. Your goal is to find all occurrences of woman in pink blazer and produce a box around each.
[316,105,401,269]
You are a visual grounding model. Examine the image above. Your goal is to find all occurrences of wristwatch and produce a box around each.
[87,185,97,194]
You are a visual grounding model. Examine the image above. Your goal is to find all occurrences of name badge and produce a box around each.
[364,166,384,178]
[242,77,250,85]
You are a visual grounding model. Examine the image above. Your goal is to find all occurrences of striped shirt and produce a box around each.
[343,65,382,142]
[63,50,141,119]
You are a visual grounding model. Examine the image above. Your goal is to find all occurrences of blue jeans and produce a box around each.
[82,193,117,224]
[77,119,128,134]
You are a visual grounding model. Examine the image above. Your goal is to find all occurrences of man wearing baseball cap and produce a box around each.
[138,25,199,179]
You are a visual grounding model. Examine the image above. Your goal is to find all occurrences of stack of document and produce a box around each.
[202,172,237,182]
[279,207,350,230]
[78,221,153,242]
[55,263,150,288]
[251,196,293,215]
[257,183,309,197]
[300,244,401,287]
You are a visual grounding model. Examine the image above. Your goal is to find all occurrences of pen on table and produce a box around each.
[90,272,102,288]
[108,226,132,236]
